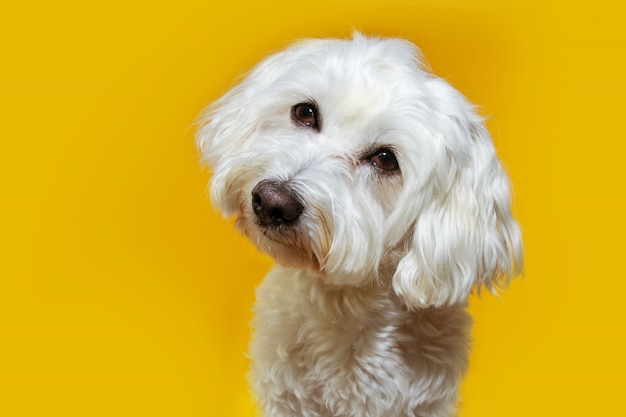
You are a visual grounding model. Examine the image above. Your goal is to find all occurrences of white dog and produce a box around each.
[197,34,523,417]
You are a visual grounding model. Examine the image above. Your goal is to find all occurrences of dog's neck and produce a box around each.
[288,266,418,324]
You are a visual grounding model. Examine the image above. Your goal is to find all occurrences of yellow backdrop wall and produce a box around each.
[2,0,625,416]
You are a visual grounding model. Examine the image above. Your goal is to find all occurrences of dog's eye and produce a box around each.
[370,148,399,172]
[291,103,319,129]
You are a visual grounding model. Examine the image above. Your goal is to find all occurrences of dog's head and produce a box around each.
[197,34,523,308]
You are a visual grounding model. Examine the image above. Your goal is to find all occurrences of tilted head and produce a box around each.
[197,34,523,308]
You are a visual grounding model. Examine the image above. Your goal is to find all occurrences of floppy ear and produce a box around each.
[392,117,523,309]
[196,41,313,166]
[196,49,290,216]
[196,85,253,169]
[195,64,267,215]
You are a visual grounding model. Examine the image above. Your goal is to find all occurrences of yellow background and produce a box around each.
[2,0,625,415]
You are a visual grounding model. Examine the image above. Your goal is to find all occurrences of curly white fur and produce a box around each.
[197,34,523,417]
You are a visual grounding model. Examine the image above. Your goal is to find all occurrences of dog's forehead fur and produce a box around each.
[251,36,432,137]
[271,38,422,98]
[219,35,481,183]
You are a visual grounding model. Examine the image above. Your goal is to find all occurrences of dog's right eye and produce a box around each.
[291,103,320,130]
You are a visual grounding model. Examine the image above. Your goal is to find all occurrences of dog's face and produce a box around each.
[197,35,523,308]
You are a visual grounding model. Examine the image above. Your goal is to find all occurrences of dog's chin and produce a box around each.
[235,215,321,272]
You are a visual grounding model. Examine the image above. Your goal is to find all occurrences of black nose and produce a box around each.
[251,180,303,227]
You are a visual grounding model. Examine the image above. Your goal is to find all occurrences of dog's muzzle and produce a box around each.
[251,180,303,227]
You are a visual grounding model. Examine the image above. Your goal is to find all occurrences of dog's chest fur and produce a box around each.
[250,266,473,417]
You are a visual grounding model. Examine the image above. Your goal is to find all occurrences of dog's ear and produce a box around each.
[392,108,523,309]
[196,71,265,216]
[196,85,253,169]
[196,46,302,168]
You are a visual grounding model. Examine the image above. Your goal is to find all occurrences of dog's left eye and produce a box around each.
[291,103,319,130]
[370,148,399,172]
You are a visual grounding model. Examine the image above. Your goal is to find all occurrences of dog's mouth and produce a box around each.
[234,180,328,271]
[237,214,321,271]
